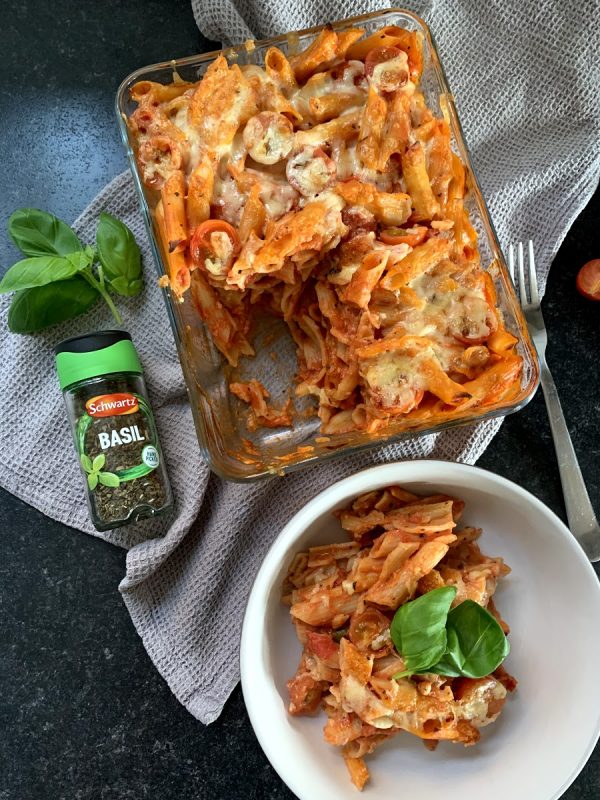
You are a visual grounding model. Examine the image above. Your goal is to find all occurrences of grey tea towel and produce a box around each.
[1,0,599,724]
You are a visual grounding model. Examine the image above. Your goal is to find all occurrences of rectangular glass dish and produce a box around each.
[116,8,539,481]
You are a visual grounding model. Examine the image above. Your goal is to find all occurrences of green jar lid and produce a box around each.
[55,330,143,390]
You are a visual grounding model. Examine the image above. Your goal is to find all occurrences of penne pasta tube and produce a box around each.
[238,183,266,243]
[402,142,440,220]
[356,87,387,170]
[487,328,519,354]
[309,93,363,123]
[187,156,214,229]
[340,251,389,308]
[380,237,451,289]
[160,171,187,254]
[155,200,190,296]
[335,179,411,226]
[130,79,194,105]
[289,27,339,83]
[294,110,362,147]
[264,47,298,93]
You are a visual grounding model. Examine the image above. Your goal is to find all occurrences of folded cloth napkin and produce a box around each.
[1,0,598,724]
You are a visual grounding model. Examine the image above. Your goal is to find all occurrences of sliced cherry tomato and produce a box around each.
[190,220,240,276]
[380,225,428,246]
[576,259,600,301]
[364,46,408,93]
[349,608,391,653]
[242,111,294,166]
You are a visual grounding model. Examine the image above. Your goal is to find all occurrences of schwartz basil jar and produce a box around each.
[55,330,172,531]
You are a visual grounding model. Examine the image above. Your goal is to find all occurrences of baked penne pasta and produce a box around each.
[283,486,516,791]
[127,23,523,436]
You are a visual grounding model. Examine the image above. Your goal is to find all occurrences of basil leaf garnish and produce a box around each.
[391,586,456,677]
[431,600,510,679]
[391,589,510,680]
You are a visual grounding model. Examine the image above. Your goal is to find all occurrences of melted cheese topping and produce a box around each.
[128,24,520,432]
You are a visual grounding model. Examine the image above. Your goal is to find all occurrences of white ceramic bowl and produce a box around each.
[241,461,600,800]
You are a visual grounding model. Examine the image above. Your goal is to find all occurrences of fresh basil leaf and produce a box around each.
[0,255,86,294]
[8,208,83,257]
[391,586,457,677]
[108,276,144,297]
[432,600,510,679]
[96,212,143,297]
[428,627,463,677]
[98,471,120,487]
[92,453,106,472]
[7,276,99,333]
[80,454,93,474]
[64,250,94,271]
[87,472,99,490]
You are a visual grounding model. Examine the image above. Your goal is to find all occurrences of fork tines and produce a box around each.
[508,240,539,308]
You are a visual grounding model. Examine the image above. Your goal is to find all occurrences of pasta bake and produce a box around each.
[282,484,516,790]
[127,24,523,437]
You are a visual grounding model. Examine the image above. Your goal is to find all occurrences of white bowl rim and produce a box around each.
[240,460,600,800]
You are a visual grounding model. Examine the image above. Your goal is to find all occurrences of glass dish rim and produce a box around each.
[115,7,541,482]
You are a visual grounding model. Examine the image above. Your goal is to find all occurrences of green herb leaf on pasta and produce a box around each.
[391,586,456,678]
[431,600,510,679]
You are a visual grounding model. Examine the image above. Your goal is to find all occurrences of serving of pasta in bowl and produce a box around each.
[240,461,600,799]
[117,9,539,480]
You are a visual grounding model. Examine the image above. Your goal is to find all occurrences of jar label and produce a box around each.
[86,392,139,417]
[75,392,164,516]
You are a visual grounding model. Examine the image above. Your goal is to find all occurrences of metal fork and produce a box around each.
[509,241,600,562]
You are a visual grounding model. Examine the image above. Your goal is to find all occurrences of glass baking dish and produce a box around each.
[115,7,540,481]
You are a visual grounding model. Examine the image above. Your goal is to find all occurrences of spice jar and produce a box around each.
[55,330,173,531]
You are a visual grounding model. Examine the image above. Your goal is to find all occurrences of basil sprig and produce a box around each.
[391,587,510,680]
[1,208,143,333]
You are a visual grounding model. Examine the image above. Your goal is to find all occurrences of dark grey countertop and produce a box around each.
[1,2,599,798]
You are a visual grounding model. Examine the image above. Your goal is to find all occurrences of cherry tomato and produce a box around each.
[242,111,294,166]
[380,225,428,247]
[364,46,409,93]
[349,608,392,653]
[190,220,240,276]
[576,259,600,301]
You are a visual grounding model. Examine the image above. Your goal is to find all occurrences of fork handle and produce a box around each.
[540,363,600,562]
